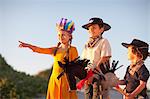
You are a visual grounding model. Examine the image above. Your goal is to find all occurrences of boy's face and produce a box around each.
[88,24,104,37]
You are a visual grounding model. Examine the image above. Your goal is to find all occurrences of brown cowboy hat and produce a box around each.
[82,17,111,31]
[122,39,149,49]
[122,39,149,60]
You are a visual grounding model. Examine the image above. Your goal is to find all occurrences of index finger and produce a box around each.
[18,41,25,44]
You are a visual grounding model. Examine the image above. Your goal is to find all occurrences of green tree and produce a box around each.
[0,54,48,98]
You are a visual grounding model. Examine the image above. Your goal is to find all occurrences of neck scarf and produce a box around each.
[129,60,144,76]
[87,35,102,48]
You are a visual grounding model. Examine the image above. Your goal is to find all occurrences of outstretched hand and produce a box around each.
[18,41,30,48]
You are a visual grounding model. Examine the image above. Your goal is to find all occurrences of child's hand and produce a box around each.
[125,93,136,99]
[87,76,94,84]
[18,41,30,48]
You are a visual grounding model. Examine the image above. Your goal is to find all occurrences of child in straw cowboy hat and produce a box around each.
[116,39,150,99]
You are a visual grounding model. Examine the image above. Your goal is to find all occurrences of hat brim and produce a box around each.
[122,43,131,48]
[82,23,111,31]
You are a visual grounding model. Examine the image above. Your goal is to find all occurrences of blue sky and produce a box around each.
[0,0,150,88]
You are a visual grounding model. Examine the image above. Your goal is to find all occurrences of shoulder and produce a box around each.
[70,46,78,59]
[70,45,77,49]
[137,64,150,81]
[96,38,110,46]
[70,46,77,51]
[101,38,110,43]
[138,64,149,74]
[99,38,111,49]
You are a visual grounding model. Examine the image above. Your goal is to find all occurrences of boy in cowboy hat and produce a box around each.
[116,39,150,99]
[81,17,112,99]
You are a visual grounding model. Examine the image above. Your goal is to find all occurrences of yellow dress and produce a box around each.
[46,46,78,99]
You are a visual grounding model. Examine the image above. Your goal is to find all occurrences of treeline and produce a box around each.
[0,54,52,99]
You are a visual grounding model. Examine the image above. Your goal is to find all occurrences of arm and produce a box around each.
[118,80,127,85]
[128,80,146,98]
[128,65,149,98]
[96,56,111,72]
[115,85,126,95]
[19,41,56,55]
[114,80,127,95]
[97,56,111,66]
[96,39,111,71]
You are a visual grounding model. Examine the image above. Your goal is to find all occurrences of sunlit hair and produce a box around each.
[98,24,104,29]
[130,46,145,60]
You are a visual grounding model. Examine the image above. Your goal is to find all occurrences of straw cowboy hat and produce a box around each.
[122,39,149,60]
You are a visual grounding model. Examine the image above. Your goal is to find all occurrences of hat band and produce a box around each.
[138,47,148,49]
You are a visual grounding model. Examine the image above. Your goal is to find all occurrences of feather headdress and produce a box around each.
[56,18,75,33]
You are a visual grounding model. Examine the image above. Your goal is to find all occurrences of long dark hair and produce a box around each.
[53,42,61,56]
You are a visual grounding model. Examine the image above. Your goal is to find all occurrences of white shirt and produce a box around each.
[81,38,111,68]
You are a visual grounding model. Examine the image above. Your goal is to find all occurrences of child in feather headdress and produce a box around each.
[19,18,78,99]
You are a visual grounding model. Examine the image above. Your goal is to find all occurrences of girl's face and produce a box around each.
[127,46,136,61]
[88,24,104,37]
[58,30,71,44]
